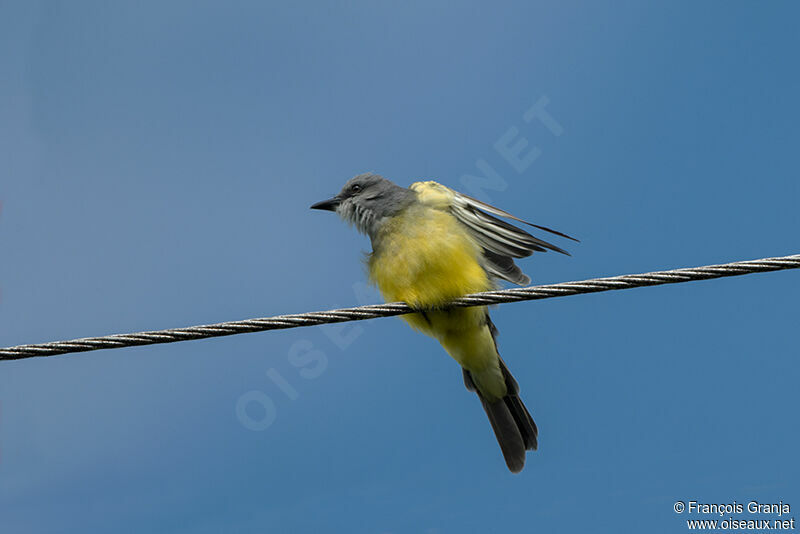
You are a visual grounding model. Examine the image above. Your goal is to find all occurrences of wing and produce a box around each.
[411,181,577,286]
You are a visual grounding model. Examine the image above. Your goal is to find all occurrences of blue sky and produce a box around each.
[1,2,798,533]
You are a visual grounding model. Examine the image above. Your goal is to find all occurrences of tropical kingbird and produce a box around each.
[311,173,576,472]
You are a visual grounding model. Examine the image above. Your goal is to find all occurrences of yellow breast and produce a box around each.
[368,198,503,393]
[368,203,491,308]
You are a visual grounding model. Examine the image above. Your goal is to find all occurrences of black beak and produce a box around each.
[310,196,341,211]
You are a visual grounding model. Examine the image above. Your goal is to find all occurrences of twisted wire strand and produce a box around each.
[1,253,798,361]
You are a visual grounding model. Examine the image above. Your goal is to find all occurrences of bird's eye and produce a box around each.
[351,184,362,193]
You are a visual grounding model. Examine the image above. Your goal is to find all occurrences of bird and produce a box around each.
[311,172,576,472]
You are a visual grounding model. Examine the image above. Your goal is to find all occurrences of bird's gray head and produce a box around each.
[310,173,414,239]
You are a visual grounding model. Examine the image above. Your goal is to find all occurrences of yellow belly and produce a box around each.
[369,206,490,305]
[368,204,505,397]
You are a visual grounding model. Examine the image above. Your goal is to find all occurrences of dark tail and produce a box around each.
[463,359,538,473]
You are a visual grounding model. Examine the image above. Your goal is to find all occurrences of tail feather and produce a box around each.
[505,393,538,451]
[498,357,538,451]
[463,362,538,473]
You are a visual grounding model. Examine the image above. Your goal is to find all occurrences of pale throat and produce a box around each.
[337,200,381,239]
